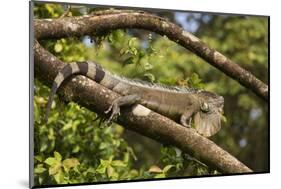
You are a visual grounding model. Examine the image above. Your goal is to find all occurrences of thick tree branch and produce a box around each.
[34,10,268,102]
[33,40,252,174]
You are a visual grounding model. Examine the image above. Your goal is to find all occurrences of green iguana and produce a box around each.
[45,61,224,137]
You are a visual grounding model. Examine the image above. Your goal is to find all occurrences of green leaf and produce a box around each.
[54,151,62,161]
[39,143,48,152]
[187,73,205,89]
[49,161,61,175]
[96,159,108,174]
[96,164,107,174]
[221,115,227,123]
[128,37,137,48]
[144,73,155,82]
[54,43,63,53]
[130,47,138,56]
[129,169,139,177]
[44,157,56,166]
[154,173,166,178]
[53,170,66,184]
[38,177,43,185]
[112,30,124,41]
[45,4,54,14]
[124,57,135,65]
[34,164,46,174]
[61,121,73,131]
[144,62,153,71]
[35,155,43,162]
[163,165,175,173]
[111,160,126,167]
[63,158,80,171]
[138,50,146,59]
[86,167,96,174]
[34,102,40,123]
[107,165,115,177]
[99,142,108,150]
[72,145,80,153]
[107,34,113,43]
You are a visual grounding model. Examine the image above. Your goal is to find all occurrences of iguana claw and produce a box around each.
[107,106,120,122]
[104,94,140,123]
[180,110,194,128]
[104,103,120,123]
[104,104,113,114]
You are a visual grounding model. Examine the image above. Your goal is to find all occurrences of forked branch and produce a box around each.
[34,10,268,101]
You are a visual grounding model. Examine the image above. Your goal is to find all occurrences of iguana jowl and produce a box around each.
[45,61,224,137]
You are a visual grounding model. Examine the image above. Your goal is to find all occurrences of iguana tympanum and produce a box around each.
[45,61,224,137]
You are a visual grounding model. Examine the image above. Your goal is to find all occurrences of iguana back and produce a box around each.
[46,61,224,137]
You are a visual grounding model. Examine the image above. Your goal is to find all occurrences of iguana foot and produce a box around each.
[105,102,121,123]
[180,110,194,128]
[104,94,141,123]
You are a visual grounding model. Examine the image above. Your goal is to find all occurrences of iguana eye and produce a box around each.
[201,102,210,112]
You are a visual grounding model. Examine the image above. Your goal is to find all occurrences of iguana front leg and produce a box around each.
[180,110,194,127]
[105,94,141,122]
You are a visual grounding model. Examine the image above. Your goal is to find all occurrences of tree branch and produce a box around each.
[33,40,252,174]
[34,10,268,102]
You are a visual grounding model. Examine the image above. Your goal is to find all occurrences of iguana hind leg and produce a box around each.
[105,94,141,123]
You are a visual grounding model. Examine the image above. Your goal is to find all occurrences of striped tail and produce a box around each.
[45,61,106,123]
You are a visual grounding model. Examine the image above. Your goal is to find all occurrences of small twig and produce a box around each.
[184,153,208,168]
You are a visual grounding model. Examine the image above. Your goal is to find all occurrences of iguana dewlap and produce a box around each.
[45,61,224,137]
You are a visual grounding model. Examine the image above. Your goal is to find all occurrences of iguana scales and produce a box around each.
[45,61,224,137]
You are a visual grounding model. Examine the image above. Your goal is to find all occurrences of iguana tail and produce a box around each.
[45,61,106,123]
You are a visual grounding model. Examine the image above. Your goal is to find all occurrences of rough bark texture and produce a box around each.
[34,40,252,173]
[34,10,268,102]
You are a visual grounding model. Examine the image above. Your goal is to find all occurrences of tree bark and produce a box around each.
[33,40,252,174]
[34,10,268,102]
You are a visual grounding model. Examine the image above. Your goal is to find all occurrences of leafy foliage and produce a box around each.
[33,3,268,186]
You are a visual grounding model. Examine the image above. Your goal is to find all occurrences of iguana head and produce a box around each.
[194,91,224,137]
